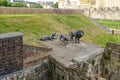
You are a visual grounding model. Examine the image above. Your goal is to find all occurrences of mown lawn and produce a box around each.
[97,20,120,29]
[0,14,119,47]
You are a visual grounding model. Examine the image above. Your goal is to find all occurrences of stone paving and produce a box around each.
[42,40,104,67]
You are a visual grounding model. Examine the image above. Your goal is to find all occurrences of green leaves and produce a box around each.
[53,2,58,8]
[0,0,11,6]
[0,0,27,7]
[31,4,43,8]
[11,2,27,7]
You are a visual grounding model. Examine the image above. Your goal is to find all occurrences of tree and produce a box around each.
[53,2,58,8]
[11,2,27,7]
[31,4,43,8]
[0,0,11,6]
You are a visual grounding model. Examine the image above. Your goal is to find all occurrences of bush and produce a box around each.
[53,2,58,8]
[31,4,43,8]
[0,0,11,6]
[12,2,27,7]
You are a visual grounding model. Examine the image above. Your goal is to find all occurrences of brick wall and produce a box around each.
[23,45,52,68]
[23,45,52,58]
[0,32,23,76]
[0,7,84,14]
[0,32,52,80]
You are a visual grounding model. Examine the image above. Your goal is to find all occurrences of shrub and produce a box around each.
[12,2,27,7]
[53,2,58,8]
[31,4,43,8]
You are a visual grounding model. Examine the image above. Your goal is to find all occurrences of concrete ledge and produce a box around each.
[42,40,104,67]
[0,32,23,39]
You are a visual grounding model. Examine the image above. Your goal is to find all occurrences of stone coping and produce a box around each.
[0,32,23,39]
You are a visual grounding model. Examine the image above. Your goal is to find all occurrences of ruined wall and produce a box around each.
[69,54,104,80]
[0,32,23,76]
[84,7,120,20]
[49,56,69,80]
[0,32,52,80]
[0,58,51,80]
[49,54,103,80]
[101,43,120,80]
[0,32,119,80]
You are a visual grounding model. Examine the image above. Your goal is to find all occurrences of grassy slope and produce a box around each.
[0,14,119,47]
[97,20,120,29]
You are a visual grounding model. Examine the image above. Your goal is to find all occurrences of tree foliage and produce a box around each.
[0,0,43,8]
[31,4,43,8]
[0,0,11,6]
[11,2,27,7]
[53,2,58,8]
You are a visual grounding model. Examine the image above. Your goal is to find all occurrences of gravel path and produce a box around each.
[84,14,112,34]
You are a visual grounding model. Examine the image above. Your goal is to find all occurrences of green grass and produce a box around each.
[0,14,119,47]
[97,20,120,29]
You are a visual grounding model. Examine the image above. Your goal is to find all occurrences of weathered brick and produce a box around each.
[0,32,23,76]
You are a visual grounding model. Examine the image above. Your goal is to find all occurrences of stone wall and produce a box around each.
[84,7,120,20]
[70,54,104,80]
[49,56,69,80]
[49,54,103,80]
[101,43,120,80]
[0,58,51,80]
[0,32,23,76]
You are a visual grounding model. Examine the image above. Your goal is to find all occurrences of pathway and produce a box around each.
[84,14,112,34]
